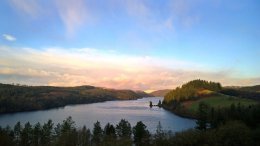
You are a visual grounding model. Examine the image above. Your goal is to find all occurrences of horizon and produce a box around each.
[0,0,259,91]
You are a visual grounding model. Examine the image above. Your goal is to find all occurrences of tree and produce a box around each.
[92,121,103,145]
[196,102,209,131]
[104,123,116,138]
[215,121,252,146]
[14,122,22,145]
[41,120,53,146]
[158,100,162,107]
[116,119,132,139]
[133,121,150,146]
[56,116,77,146]
[0,126,14,146]
[78,126,91,146]
[154,121,167,145]
[104,123,116,145]
[32,122,42,146]
[149,101,153,108]
[21,122,33,146]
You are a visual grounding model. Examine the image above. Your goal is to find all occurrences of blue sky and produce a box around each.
[0,0,259,91]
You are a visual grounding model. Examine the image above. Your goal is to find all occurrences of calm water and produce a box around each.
[0,97,195,133]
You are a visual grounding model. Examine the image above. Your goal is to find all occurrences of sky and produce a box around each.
[0,0,259,92]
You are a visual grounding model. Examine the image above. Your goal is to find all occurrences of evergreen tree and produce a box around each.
[92,121,103,145]
[32,122,41,146]
[196,102,209,130]
[41,120,53,146]
[21,122,33,146]
[78,126,91,146]
[14,122,22,145]
[116,119,132,139]
[56,116,77,146]
[104,123,116,138]
[133,121,150,146]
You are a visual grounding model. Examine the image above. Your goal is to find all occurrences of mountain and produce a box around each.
[150,89,171,97]
[0,83,147,114]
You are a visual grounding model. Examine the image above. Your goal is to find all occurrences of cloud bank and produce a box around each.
[0,45,259,91]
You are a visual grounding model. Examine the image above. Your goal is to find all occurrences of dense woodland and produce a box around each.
[0,102,260,146]
[0,83,151,114]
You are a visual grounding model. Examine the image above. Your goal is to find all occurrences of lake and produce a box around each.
[0,97,195,133]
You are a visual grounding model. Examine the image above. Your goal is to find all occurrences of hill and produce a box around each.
[221,85,260,101]
[162,79,259,118]
[164,79,222,103]
[238,85,260,92]
[150,89,171,97]
[0,83,147,114]
[134,90,153,97]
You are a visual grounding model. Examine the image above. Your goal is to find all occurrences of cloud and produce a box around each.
[2,34,16,41]
[8,0,41,18]
[0,45,259,90]
[55,0,91,36]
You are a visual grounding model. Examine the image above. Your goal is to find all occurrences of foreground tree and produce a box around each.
[92,121,103,145]
[116,119,132,139]
[56,116,77,146]
[32,122,41,146]
[133,121,150,146]
[21,122,33,146]
[41,120,54,146]
[78,126,91,146]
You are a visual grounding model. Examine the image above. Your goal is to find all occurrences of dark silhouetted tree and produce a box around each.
[116,119,132,139]
[21,122,33,146]
[133,121,150,146]
[92,121,103,145]
[32,122,41,146]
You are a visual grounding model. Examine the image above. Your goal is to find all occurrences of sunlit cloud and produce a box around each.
[0,45,259,91]
[2,34,16,41]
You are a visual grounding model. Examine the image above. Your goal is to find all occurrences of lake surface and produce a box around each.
[0,97,195,133]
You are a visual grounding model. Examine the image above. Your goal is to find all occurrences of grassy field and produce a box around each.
[185,93,258,113]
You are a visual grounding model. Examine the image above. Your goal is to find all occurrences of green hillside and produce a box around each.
[186,93,257,113]
[163,79,259,118]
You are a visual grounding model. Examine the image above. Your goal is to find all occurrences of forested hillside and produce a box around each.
[163,79,259,119]
[164,79,222,103]
[0,83,150,114]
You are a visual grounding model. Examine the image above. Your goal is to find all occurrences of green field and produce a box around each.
[186,94,258,113]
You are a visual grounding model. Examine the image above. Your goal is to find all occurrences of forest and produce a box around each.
[0,83,151,114]
[0,101,259,146]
